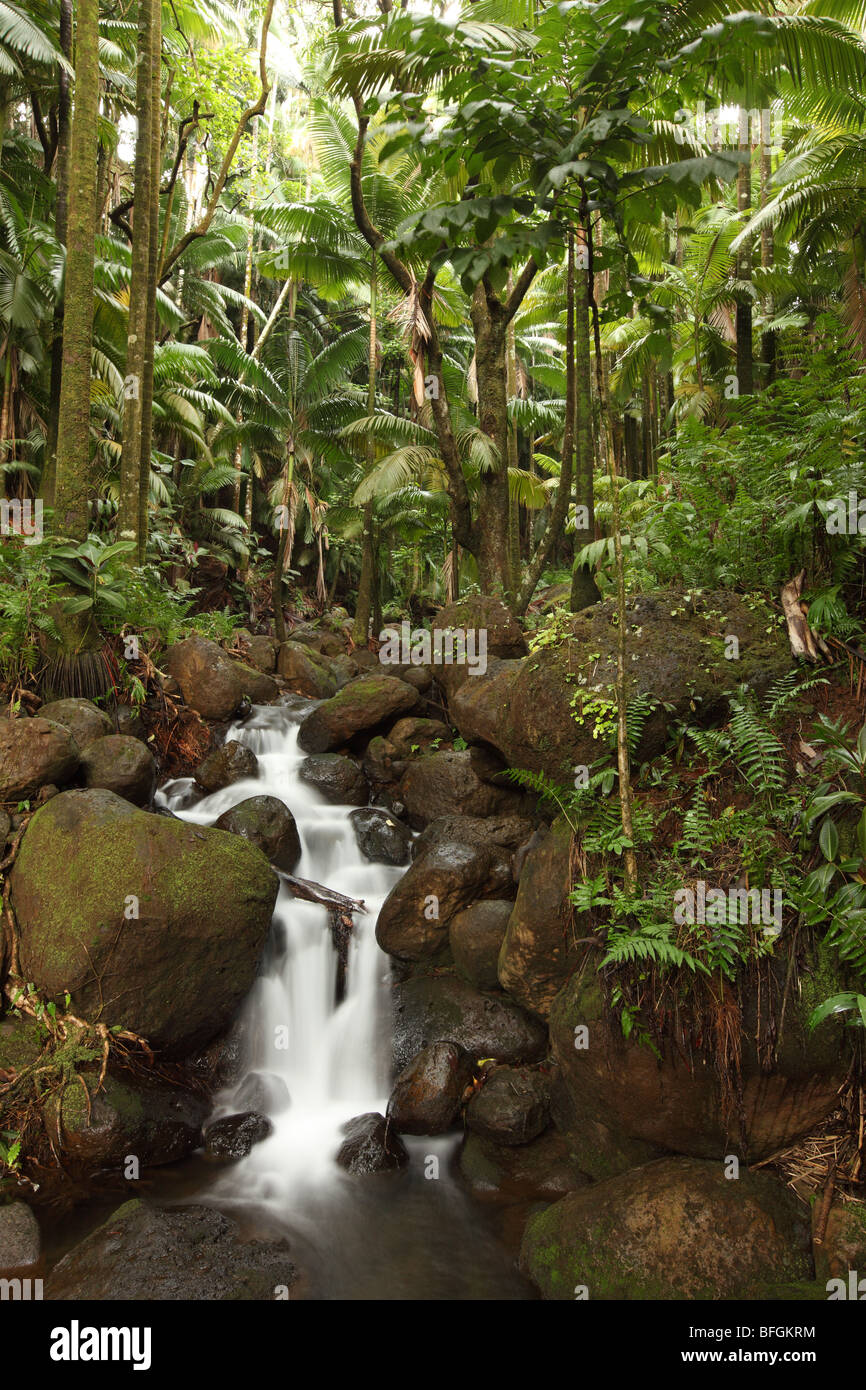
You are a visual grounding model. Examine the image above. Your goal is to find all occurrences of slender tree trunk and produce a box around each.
[53,0,100,541]
[735,112,754,396]
[759,112,775,386]
[136,0,162,561]
[42,0,72,509]
[118,0,156,554]
[571,225,599,612]
[233,117,259,513]
[506,282,521,598]
[353,256,378,644]
[471,283,511,600]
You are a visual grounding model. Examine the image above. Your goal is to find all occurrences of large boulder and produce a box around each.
[194,739,258,793]
[465,1065,550,1146]
[450,589,792,783]
[79,734,156,807]
[431,596,527,698]
[413,813,533,861]
[48,1200,295,1300]
[48,1070,208,1168]
[498,816,582,1018]
[162,635,246,720]
[392,969,548,1071]
[0,717,78,801]
[450,899,513,990]
[238,635,278,674]
[399,748,525,830]
[458,1128,589,1206]
[298,676,419,754]
[214,795,301,872]
[376,835,511,960]
[519,1157,811,1300]
[10,789,278,1057]
[231,660,279,705]
[38,698,112,751]
[387,717,451,759]
[298,753,368,805]
[277,642,337,699]
[549,942,848,1161]
[386,1041,474,1135]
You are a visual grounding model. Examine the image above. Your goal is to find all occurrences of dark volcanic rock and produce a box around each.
[298,676,419,754]
[335,1112,409,1174]
[0,716,79,800]
[194,739,258,793]
[38,698,112,751]
[392,970,547,1072]
[299,752,368,805]
[79,734,156,807]
[349,806,413,866]
[465,1065,550,1146]
[387,1041,474,1135]
[163,635,245,720]
[450,899,513,990]
[204,1111,273,1161]
[215,795,301,872]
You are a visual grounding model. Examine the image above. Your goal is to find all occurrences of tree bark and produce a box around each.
[570,220,599,612]
[353,256,378,645]
[735,112,754,396]
[42,0,72,510]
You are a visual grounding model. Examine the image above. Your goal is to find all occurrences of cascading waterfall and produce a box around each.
[157,698,404,1202]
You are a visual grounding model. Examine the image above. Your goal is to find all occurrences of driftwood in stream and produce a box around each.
[281,874,367,1005]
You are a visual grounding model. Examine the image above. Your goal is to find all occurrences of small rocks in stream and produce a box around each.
[298,752,368,805]
[0,1201,40,1269]
[335,1112,409,1174]
[215,795,301,873]
[465,1065,550,1146]
[194,739,258,792]
[349,806,413,866]
[204,1111,273,1161]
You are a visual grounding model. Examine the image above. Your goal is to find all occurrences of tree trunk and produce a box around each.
[570,231,599,612]
[759,114,775,386]
[136,0,162,562]
[353,256,378,644]
[53,0,100,541]
[118,0,156,555]
[471,283,511,600]
[735,113,754,396]
[42,0,72,510]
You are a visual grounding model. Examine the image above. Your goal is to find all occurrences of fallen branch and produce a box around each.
[781,571,831,663]
[281,874,366,1004]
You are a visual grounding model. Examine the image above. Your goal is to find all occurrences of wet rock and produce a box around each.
[498,816,584,1018]
[80,734,156,807]
[194,739,258,793]
[162,635,245,720]
[376,836,511,959]
[113,706,147,742]
[387,716,451,759]
[215,795,301,872]
[519,1157,811,1300]
[335,1112,409,1173]
[431,596,527,698]
[204,1111,273,1161]
[0,1201,40,1269]
[387,1042,474,1135]
[397,665,433,693]
[813,1202,866,1286]
[48,1200,295,1300]
[392,970,548,1071]
[298,675,419,754]
[362,735,404,791]
[277,642,337,699]
[465,1065,550,1145]
[11,788,278,1057]
[549,942,848,1161]
[233,1071,291,1116]
[47,1070,208,1168]
[0,808,10,846]
[299,752,368,806]
[349,807,413,866]
[399,748,525,830]
[0,716,79,801]
[240,635,279,674]
[231,660,279,704]
[412,813,534,861]
[329,654,359,688]
[450,589,792,785]
[38,697,112,751]
[457,1128,589,1205]
[450,899,512,990]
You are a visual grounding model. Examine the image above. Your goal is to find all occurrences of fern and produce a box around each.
[728,699,787,795]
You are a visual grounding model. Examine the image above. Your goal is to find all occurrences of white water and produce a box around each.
[156,698,405,1209]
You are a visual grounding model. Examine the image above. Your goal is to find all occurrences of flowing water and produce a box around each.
[155,699,532,1299]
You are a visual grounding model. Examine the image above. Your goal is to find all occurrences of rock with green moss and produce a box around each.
[46,1068,208,1168]
[431,596,527,698]
[162,635,245,720]
[10,788,278,1057]
[549,940,848,1160]
[277,642,337,699]
[298,675,419,754]
[214,795,301,872]
[230,659,279,704]
[399,748,525,830]
[813,1200,866,1285]
[520,1157,811,1300]
[451,588,792,784]
[39,698,112,752]
[0,716,79,801]
[79,734,156,807]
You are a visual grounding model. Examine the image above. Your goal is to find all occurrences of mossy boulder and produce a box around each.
[38,698,112,751]
[450,899,513,991]
[276,642,337,699]
[238,635,278,674]
[10,788,278,1057]
[391,968,548,1071]
[230,659,279,704]
[519,1157,811,1300]
[457,1128,590,1206]
[47,1069,208,1168]
[399,747,526,830]
[0,716,79,801]
[194,739,258,793]
[79,734,156,807]
[549,941,848,1160]
[451,588,792,783]
[162,635,246,720]
[298,675,419,754]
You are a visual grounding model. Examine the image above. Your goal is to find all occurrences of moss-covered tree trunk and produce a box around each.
[118,0,156,555]
[53,0,99,543]
[571,227,599,613]
[471,283,511,601]
[735,112,754,397]
[136,0,162,562]
[353,257,378,646]
[42,0,72,510]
